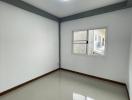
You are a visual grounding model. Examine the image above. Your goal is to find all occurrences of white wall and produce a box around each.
[61,8,132,83]
[129,23,132,100]
[0,1,59,92]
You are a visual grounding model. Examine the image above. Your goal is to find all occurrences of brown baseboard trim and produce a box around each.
[0,68,59,96]
[60,68,130,100]
[60,68,125,85]
[0,67,130,100]
[125,84,130,100]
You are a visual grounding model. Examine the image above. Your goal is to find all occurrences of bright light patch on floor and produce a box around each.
[86,97,94,100]
[61,0,70,2]
[73,93,94,100]
[73,93,85,100]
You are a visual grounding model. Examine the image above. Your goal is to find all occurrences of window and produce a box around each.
[72,30,87,54]
[72,28,106,56]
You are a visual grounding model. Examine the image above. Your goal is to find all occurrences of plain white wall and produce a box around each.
[129,23,132,100]
[61,8,132,83]
[0,1,59,92]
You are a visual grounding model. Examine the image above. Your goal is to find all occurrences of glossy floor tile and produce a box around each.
[0,70,128,100]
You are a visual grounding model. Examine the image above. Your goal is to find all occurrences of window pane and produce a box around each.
[73,31,87,41]
[93,29,106,55]
[88,28,106,55]
[73,44,86,54]
[88,30,94,55]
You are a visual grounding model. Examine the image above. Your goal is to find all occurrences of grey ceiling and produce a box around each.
[22,0,125,17]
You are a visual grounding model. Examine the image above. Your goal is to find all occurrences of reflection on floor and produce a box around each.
[0,70,129,100]
[73,93,94,100]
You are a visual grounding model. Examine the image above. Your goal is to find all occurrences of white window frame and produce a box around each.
[72,30,88,55]
[72,27,107,56]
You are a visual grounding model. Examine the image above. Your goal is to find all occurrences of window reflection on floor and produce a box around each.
[73,93,94,100]
[86,97,94,100]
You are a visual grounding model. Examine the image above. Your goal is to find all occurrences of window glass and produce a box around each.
[73,30,87,54]
[73,31,87,41]
[73,44,87,54]
[93,29,106,55]
[72,28,106,56]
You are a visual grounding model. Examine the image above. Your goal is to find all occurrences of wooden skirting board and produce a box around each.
[0,68,59,96]
[0,68,130,100]
[60,68,130,100]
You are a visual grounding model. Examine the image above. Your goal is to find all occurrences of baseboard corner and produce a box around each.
[0,68,59,96]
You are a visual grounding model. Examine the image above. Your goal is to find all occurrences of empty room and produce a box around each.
[0,0,132,100]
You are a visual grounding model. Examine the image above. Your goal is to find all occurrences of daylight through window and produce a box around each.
[72,28,106,55]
